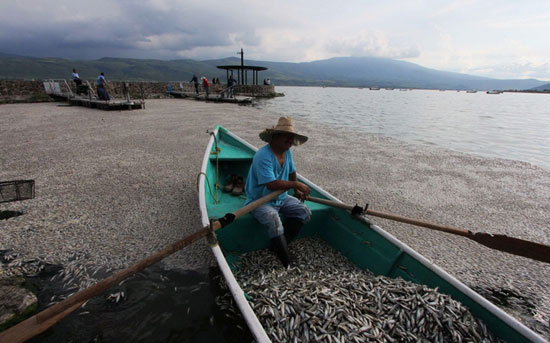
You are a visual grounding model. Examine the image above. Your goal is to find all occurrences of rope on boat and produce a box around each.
[211,132,221,203]
[197,172,219,204]
[197,131,221,204]
[198,131,247,204]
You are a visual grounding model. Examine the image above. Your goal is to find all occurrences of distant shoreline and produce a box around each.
[1,54,548,91]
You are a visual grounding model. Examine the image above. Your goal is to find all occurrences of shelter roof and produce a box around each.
[216,65,267,71]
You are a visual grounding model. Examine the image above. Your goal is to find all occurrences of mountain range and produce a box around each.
[0,53,548,91]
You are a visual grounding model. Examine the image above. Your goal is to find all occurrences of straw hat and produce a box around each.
[259,117,308,145]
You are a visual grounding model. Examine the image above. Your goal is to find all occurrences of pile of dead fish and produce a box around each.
[216,237,502,343]
[0,250,44,278]
[0,250,121,307]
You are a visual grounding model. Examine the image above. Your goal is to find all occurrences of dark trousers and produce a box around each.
[74,80,83,94]
[97,87,110,101]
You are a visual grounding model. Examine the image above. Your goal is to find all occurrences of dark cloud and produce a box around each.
[4,1,545,80]
[0,1,267,60]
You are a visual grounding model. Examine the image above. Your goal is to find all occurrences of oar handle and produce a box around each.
[210,190,284,231]
[305,196,355,212]
[306,196,550,264]
[306,196,470,237]
[233,190,284,219]
[365,208,470,237]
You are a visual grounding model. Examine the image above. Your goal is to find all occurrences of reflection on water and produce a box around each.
[256,87,550,168]
[30,265,252,343]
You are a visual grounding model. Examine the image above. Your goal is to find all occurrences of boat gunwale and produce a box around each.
[200,126,546,343]
[198,126,271,343]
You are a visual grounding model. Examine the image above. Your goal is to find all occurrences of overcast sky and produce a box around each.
[1,0,549,80]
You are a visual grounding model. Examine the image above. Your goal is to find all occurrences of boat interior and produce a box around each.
[202,127,536,342]
[207,128,448,284]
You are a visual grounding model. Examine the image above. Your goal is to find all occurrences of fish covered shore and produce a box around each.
[1,99,549,339]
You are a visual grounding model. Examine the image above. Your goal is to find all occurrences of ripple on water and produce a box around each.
[256,87,550,169]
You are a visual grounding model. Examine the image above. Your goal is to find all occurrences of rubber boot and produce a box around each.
[270,235,291,267]
[284,218,303,243]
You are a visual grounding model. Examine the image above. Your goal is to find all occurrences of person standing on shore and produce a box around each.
[201,76,210,97]
[227,75,236,98]
[72,68,83,95]
[245,117,311,267]
[96,72,110,101]
[190,74,199,95]
[72,69,82,86]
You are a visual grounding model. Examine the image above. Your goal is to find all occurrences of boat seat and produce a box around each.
[210,138,255,161]
[207,192,330,220]
[211,195,332,257]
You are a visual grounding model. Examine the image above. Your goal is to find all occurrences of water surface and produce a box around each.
[256,87,550,168]
[30,265,251,342]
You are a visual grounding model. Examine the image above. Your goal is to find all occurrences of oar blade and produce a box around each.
[471,233,550,263]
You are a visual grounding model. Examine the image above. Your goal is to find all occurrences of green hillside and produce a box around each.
[530,83,550,91]
[0,54,548,90]
[0,56,214,82]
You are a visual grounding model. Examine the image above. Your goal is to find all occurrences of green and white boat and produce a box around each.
[198,125,545,343]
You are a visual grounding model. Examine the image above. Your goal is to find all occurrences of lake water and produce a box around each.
[255,87,550,169]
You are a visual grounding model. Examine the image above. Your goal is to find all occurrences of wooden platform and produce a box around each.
[68,97,144,110]
[169,91,253,104]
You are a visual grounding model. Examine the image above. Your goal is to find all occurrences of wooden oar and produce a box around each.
[0,190,283,343]
[306,196,550,264]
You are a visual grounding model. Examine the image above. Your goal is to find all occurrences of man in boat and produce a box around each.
[244,117,312,267]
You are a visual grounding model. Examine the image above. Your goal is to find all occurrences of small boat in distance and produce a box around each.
[368,87,380,90]
[487,90,502,94]
[467,90,478,93]
[198,126,546,343]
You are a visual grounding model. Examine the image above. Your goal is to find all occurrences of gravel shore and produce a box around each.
[1,99,549,338]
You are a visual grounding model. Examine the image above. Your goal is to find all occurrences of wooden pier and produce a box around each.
[68,96,145,110]
[169,91,253,104]
[43,79,145,111]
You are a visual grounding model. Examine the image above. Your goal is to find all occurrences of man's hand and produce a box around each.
[294,190,306,201]
[294,182,310,200]
[265,179,310,200]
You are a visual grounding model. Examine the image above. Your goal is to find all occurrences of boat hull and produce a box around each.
[198,125,545,343]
